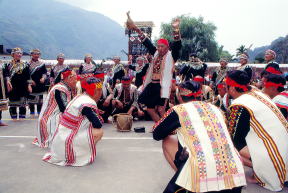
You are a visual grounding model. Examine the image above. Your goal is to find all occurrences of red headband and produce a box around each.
[226,77,248,91]
[179,87,202,97]
[266,67,282,75]
[217,84,225,89]
[194,77,204,83]
[62,70,72,79]
[157,39,169,47]
[81,81,95,96]
[264,81,284,88]
[121,79,132,84]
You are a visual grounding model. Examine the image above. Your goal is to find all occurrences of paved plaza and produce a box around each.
[0,110,287,193]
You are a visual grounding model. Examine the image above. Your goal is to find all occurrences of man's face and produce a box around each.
[157,44,169,56]
[137,59,144,66]
[57,58,64,65]
[122,82,130,89]
[92,88,102,102]
[13,52,22,61]
[226,85,237,99]
[113,59,120,64]
[240,58,247,65]
[217,87,226,97]
[85,57,92,64]
[265,53,274,62]
[31,53,40,61]
[66,71,77,88]
[220,61,227,67]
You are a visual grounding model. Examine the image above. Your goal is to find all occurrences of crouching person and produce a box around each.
[34,68,77,148]
[43,77,104,166]
[153,80,246,193]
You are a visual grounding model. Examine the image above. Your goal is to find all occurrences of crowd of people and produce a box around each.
[0,14,288,193]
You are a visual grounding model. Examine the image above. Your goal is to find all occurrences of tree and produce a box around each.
[236,45,248,56]
[159,15,221,62]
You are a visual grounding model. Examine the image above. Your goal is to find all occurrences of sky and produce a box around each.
[57,0,288,55]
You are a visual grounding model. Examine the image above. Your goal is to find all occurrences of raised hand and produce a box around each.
[172,18,180,29]
[126,11,137,30]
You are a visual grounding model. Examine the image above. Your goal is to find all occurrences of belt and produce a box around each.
[151,79,160,83]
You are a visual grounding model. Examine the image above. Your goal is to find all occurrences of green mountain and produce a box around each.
[0,0,127,59]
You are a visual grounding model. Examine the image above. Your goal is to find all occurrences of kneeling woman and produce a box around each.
[43,77,104,166]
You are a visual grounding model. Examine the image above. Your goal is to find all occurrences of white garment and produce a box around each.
[34,83,72,148]
[232,90,288,191]
[43,94,101,166]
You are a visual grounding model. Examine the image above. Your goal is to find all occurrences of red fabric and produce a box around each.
[225,77,248,91]
[266,67,282,75]
[121,80,131,84]
[94,73,105,79]
[264,81,284,88]
[217,83,225,89]
[194,77,204,83]
[185,90,202,97]
[81,81,96,96]
[157,39,169,47]
[62,70,72,79]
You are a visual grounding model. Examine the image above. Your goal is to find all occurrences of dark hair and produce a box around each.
[266,73,286,92]
[121,76,131,81]
[179,80,201,102]
[227,70,251,93]
[54,67,71,84]
[86,77,101,84]
[189,53,197,58]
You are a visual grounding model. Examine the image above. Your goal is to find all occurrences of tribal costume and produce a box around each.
[27,58,48,115]
[138,33,181,108]
[78,62,98,74]
[43,94,103,166]
[128,62,149,88]
[3,58,32,119]
[43,77,103,166]
[34,80,73,148]
[112,82,139,115]
[211,66,229,86]
[180,62,207,82]
[273,91,288,120]
[153,102,246,193]
[226,70,288,191]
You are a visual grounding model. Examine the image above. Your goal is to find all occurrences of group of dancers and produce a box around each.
[0,13,288,193]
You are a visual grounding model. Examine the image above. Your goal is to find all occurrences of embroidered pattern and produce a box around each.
[248,91,288,130]
[194,102,238,177]
[228,105,243,137]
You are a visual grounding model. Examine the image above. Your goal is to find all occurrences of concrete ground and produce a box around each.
[0,110,287,193]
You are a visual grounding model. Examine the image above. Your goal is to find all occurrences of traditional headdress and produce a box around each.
[11,47,23,55]
[157,39,169,47]
[264,73,286,90]
[193,76,205,83]
[30,49,41,55]
[265,49,276,59]
[178,80,202,97]
[80,77,102,96]
[239,53,249,60]
[121,76,132,84]
[57,53,65,59]
[226,70,250,92]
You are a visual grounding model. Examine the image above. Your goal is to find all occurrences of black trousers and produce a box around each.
[9,106,26,119]
[97,99,113,122]
[0,111,2,121]
[29,104,43,114]
[28,95,43,114]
